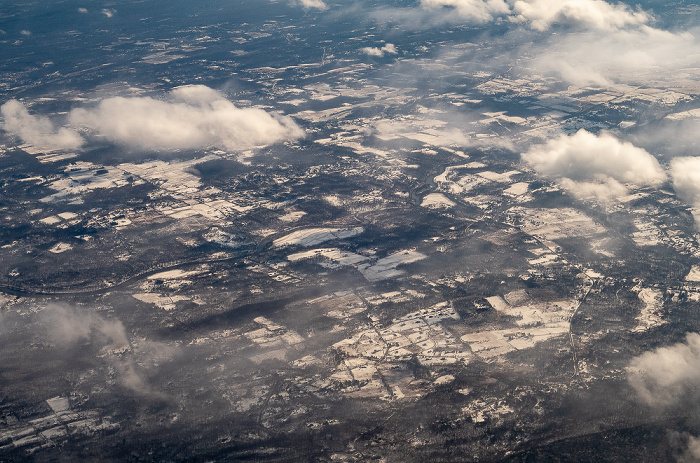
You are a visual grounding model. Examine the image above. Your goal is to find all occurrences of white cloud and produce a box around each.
[669,432,700,463]
[0,100,84,150]
[557,177,629,203]
[511,0,649,31]
[420,0,510,22]
[670,157,700,206]
[78,7,88,14]
[525,26,700,86]
[522,129,666,202]
[2,86,301,153]
[38,304,179,396]
[68,85,304,151]
[40,304,128,349]
[298,0,327,10]
[374,0,649,30]
[670,157,700,222]
[398,20,700,87]
[101,8,116,18]
[368,0,697,86]
[361,43,398,57]
[629,333,700,409]
[630,117,700,158]
[629,334,700,462]
[686,437,700,463]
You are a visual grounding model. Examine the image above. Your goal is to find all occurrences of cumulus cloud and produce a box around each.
[628,333,700,459]
[2,86,301,153]
[670,157,700,204]
[522,129,666,203]
[101,8,115,18]
[670,157,700,223]
[78,7,88,13]
[557,177,629,203]
[1,100,84,150]
[628,333,700,409]
[360,43,398,57]
[420,0,510,22]
[68,85,304,151]
[297,0,327,10]
[510,0,649,31]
